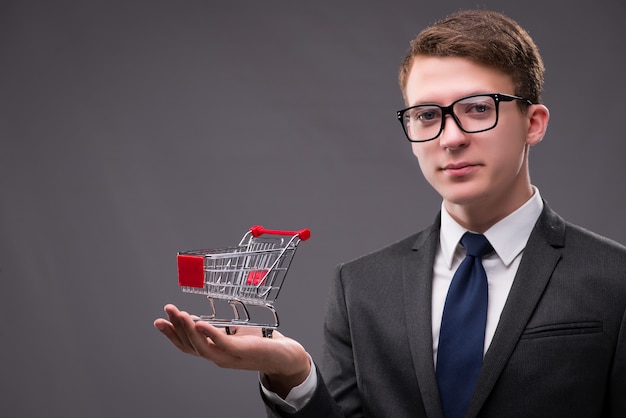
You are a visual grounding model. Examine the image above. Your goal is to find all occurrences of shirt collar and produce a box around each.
[440,187,544,268]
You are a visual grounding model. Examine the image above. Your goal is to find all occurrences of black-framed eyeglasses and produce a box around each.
[396,93,532,143]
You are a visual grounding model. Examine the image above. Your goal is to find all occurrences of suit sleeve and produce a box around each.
[262,264,356,417]
[262,366,345,417]
[319,263,363,415]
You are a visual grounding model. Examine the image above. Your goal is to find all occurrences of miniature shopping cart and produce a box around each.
[177,225,310,338]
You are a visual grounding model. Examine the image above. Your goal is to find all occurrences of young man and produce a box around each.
[155,10,626,417]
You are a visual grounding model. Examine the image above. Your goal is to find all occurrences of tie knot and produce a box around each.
[461,232,493,258]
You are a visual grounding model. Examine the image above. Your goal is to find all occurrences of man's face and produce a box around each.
[404,56,541,220]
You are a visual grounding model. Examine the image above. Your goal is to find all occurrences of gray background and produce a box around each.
[1,1,625,417]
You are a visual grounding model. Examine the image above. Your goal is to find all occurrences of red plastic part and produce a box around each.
[246,270,269,285]
[249,225,311,241]
[177,254,205,288]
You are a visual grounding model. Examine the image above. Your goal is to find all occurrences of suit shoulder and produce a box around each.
[538,204,626,256]
[564,220,626,255]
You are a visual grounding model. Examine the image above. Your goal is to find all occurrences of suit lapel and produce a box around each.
[403,215,445,418]
[467,204,566,417]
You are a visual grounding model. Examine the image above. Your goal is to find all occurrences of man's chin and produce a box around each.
[438,186,487,208]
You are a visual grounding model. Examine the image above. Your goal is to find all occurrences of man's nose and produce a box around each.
[438,115,469,150]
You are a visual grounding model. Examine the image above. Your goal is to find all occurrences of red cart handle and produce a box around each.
[249,225,311,241]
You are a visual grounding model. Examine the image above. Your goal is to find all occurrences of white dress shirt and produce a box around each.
[262,187,544,411]
[433,187,543,364]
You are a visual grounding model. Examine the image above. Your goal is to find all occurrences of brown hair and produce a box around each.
[398,10,544,105]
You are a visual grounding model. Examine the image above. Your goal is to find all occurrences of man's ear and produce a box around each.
[526,104,550,146]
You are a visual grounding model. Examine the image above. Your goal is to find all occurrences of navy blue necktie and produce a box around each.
[436,232,493,418]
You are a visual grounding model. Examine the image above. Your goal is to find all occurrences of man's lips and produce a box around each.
[441,162,480,176]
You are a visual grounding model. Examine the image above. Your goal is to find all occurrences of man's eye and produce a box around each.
[410,108,440,122]
[419,111,438,120]
[470,104,488,113]
[460,101,494,115]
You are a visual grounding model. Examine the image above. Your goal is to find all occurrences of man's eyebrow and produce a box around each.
[409,91,493,107]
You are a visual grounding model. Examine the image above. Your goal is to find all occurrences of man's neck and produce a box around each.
[443,186,535,233]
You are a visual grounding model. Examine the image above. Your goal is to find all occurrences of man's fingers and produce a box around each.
[194,321,237,351]
[160,305,204,355]
[154,319,193,354]
[193,321,281,369]
[195,322,266,349]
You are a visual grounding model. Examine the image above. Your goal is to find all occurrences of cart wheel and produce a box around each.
[262,328,273,338]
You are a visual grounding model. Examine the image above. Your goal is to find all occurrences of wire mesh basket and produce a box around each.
[177,225,310,337]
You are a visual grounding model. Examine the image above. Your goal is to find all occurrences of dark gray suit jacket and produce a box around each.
[264,204,626,417]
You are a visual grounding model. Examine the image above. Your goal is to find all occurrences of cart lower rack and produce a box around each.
[177,225,310,337]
